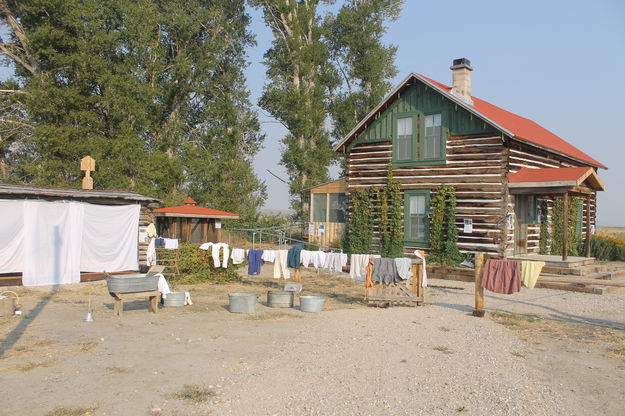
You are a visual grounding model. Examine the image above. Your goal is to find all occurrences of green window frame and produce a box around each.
[404,189,430,245]
[392,112,446,166]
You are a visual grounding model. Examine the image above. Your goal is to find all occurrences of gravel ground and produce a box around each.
[0,267,623,416]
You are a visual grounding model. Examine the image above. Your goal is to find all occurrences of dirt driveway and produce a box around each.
[1,267,624,415]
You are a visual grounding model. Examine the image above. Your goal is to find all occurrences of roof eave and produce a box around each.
[154,212,239,219]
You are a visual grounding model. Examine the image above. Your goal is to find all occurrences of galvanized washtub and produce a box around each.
[163,291,185,307]
[267,290,294,308]
[106,274,158,293]
[228,293,258,313]
[299,295,325,313]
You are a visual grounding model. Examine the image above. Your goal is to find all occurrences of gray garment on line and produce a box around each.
[394,257,412,280]
[372,257,399,284]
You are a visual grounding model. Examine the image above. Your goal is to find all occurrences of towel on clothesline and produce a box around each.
[163,238,179,250]
[147,237,157,267]
[156,273,170,298]
[300,250,326,268]
[394,258,412,280]
[350,254,369,281]
[372,257,400,284]
[323,253,348,273]
[247,249,264,275]
[231,248,246,265]
[481,259,521,294]
[199,242,213,250]
[146,222,158,238]
[184,291,193,305]
[261,250,276,263]
[521,260,545,289]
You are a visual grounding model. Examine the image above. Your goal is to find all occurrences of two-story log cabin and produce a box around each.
[333,59,606,258]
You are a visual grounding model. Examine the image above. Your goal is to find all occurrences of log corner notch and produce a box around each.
[472,253,485,317]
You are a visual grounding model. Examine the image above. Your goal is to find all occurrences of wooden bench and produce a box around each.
[111,290,160,317]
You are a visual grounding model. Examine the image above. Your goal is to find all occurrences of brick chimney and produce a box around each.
[450,58,473,104]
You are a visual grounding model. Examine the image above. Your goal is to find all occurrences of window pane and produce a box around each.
[328,193,346,223]
[408,194,427,240]
[396,117,413,161]
[312,193,327,222]
[424,114,442,159]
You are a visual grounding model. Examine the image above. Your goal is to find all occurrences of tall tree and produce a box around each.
[0,0,266,219]
[325,0,402,143]
[250,0,338,218]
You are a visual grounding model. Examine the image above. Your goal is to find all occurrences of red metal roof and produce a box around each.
[154,204,239,217]
[419,75,606,169]
[509,167,592,183]
[183,197,197,204]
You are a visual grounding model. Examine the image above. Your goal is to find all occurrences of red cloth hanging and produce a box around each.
[481,259,521,294]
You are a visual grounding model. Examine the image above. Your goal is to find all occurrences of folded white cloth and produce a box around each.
[211,243,230,268]
[394,257,412,280]
[164,238,179,250]
[156,273,170,298]
[147,237,157,267]
[184,291,193,305]
[230,248,245,265]
[199,242,213,250]
[414,249,428,288]
[261,249,276,263]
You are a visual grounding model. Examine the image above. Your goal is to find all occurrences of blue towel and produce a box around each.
[155,237,165,248]
[247,249,264,275]
[287,245,303,269]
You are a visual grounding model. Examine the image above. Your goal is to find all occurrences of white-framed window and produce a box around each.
[396,116,413,161]
[424,113,442,159]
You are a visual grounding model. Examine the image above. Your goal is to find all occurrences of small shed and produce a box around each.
[0,183,161,287]
[153,198,239,243]
[304,178,347,247]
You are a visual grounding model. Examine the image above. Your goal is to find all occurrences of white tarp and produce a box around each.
[0,200,25,273]
[80,203,140,272]
[0,199,140,286]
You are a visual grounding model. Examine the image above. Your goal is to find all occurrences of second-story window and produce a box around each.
[424,113,442,159]
[396,117,413,161]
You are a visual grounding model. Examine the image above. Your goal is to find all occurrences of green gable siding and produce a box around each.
[348,82,499,152]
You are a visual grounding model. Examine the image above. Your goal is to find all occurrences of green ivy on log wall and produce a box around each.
[428,185,461,266]
[343,188,375,254]
[538,199,551,255]
[551,196,581,256]
[379,168,404,258]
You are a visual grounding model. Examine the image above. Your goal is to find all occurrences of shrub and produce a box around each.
[169,243,242,285]
[585,235,625,261]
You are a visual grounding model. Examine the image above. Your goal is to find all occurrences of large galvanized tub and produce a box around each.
[106,274,158,293]
[228,293,258,313]
[267,290,294,308]
[299,295,325,313]
[163,291,185,307]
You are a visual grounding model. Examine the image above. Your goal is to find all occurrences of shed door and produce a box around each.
[514,196,536,255]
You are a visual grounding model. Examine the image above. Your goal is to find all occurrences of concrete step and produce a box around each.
[541,264,607,276]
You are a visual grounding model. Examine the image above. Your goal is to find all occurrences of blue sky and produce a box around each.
[247,0,625,225]
[1,1,623,224]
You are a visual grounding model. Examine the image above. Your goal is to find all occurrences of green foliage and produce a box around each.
[584,235,625,261]
[343,187,374,254]
[174,243,241,284]
[324,0,402,147]
[378,168,403,258]
[428,185,460,266]
[538,199,551,255]
[251,0,337,218]
[551,196,581,256]
[0,0,265,221]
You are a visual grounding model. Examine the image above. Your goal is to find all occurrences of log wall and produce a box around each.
[347,133,507,257]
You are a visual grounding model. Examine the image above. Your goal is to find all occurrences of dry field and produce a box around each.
[1,265,624,415]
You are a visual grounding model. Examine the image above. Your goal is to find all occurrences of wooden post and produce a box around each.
[473,253,485,317]
[411,263,418,295]
[585,194,591,258]
[417,261,424,304]
[562,193,569,261]
[80,155,95,190]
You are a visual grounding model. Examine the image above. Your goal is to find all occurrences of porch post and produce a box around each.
[562,193,568,261]
[585,194,591,257]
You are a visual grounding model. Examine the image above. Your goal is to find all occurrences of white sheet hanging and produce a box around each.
[22,200,85,286]
[0,200,25,273]
[80,203,140,272]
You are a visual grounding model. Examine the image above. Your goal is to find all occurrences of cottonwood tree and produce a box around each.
[325,0,402,143]
[0,0,266,219]
[250,0,338,218]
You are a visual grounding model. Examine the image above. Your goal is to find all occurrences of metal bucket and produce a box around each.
[163,291,185,307]
[299,295,325,313]
[228,293,258,313]
[267,291,294,308]
[106,274,158,293]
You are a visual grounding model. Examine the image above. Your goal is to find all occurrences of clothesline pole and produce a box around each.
[294,268,302,283]
[473,253,485,317]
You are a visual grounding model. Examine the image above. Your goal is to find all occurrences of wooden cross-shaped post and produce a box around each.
[81,156,95,190]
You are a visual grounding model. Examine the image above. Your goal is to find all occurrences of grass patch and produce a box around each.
[511,351,526,359]
[79,342,98,352]
[16,360,57,372]
[456,406,468,413]
[244,311,300,321]
[106,366,130,374]
[432,345,453,354]
[608,345,625,359]
[45,407,97,416]
[173,384,216,403]
[438,326,451,332]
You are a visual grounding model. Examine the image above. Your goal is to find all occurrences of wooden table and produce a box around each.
[111,290,160,317]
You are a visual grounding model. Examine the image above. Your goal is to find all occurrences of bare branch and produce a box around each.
[0,118,35,129]
[0,89,27,94]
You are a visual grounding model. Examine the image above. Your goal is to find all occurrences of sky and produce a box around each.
[246,0,625,225]
[1,1,624,225]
